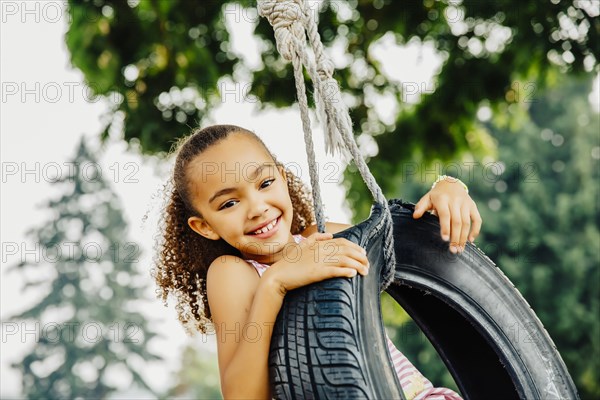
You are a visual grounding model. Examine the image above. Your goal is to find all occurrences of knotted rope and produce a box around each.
[257,0,396,291]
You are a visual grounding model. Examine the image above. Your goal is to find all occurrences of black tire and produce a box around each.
[268,199,579,400]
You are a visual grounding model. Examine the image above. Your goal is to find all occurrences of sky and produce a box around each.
[1,1,598,398]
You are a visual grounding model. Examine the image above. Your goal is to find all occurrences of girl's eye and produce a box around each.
[218,200,237,210]
[261,178,275,189]
[218,179,274,210]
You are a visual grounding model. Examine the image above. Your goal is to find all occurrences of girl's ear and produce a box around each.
[188,216,220,240]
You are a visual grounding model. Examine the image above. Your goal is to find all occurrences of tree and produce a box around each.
[377,75,599,399]
[64,0,598,157]
[6,137,163,399]
[164,343,222,399]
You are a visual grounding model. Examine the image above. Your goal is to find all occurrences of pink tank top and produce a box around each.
[245,234,463,400]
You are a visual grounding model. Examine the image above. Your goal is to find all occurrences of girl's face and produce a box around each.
[187,133,295,264]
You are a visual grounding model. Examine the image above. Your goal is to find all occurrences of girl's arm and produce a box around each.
[207,234,368,399]
[306,183,482,254]
[207,255,285,400]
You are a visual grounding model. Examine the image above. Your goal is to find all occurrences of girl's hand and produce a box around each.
[412,178,482,254]
[267,232,369,295]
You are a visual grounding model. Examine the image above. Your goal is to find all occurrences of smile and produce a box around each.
[249,216,280,237]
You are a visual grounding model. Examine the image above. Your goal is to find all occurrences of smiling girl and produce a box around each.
[154,124,480,399]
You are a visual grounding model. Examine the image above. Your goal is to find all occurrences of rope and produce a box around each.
[291,51,328,234]
[257,0,396,290]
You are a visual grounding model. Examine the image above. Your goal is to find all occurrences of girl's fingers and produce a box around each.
[326,261,366,278]
[469,204,483,243]
[317,242,368,275]
[449,202,463,253]
[304,232,333,251]
[308,235,369,273]
[323,244,368,267]
[339,254,369,275]
[309,232,333,241]
[348,255,369,275]
[332,240,368,266]
[459,204,471,250]
[340,268,358,278]
[322,238,363,259]
[435,200,452,242]
[413,194,432,219]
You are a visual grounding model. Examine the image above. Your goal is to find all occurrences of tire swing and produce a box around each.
[256,1,580,399]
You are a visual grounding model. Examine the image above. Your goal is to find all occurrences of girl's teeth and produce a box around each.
[254,218,277,234]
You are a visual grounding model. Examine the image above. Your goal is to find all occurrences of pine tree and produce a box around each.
[6,137,163,399]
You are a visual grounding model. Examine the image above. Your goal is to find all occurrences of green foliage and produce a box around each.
[374,75,599,398]
[484,76,599,399]
[6,138,163,399]
[66,0,237,154]
[65,0,597,157]
[163,344,222,399]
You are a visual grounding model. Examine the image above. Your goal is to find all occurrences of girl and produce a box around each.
[154,124,481,399]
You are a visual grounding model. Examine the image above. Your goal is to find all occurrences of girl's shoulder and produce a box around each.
[300,222,352,237]
[207,254,257,276]
[206,255,260,299]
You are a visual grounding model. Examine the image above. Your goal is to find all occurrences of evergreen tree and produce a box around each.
[6,137,163,399]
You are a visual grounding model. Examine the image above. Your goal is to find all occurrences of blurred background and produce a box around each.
[1,0,598,398]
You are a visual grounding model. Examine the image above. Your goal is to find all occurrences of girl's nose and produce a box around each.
[247,196,269,219]
[248,205,269,219]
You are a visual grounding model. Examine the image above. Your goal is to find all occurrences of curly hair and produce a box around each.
[152,124,316,335]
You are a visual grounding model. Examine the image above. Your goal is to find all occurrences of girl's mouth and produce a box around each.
[248,216,280,239]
